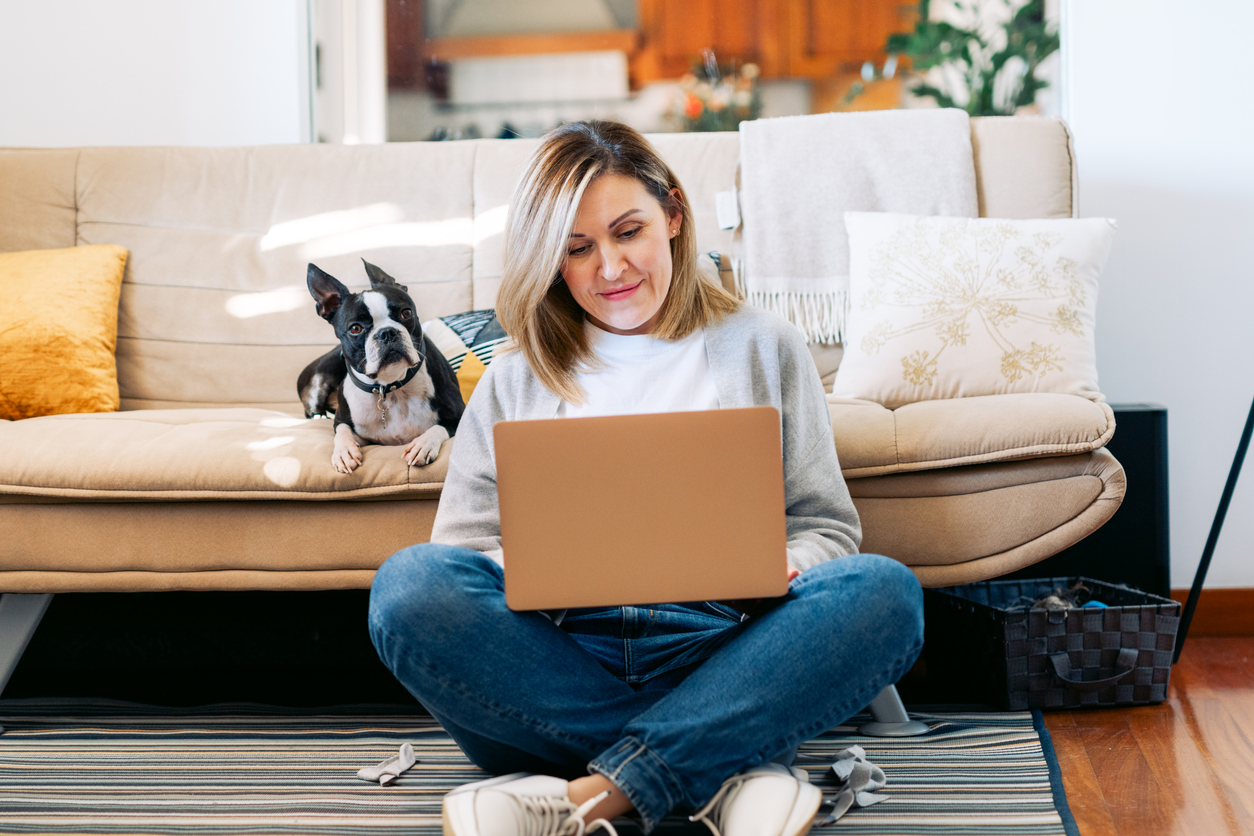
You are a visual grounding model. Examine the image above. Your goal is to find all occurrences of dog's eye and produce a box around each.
[349,324,363,335]
[399,308,412,320]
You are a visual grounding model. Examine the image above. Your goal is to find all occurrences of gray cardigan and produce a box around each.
[430,304,862,572]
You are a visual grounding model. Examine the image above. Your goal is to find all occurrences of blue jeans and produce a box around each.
[368,545,923,833]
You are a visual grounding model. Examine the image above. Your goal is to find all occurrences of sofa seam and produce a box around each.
[892,408,901,468]
[72,150,82,246]
[1059,117,1079,218]
[77,217,480,241]
[842,438,1113,478]
[117,335,338,348]
[849,471,1102,501]
[0,486,443,499]
[0,568,381,576]
[118,277,469,293]
[118,397,304,406]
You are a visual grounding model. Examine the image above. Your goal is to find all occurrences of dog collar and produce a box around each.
[346,348,425,397]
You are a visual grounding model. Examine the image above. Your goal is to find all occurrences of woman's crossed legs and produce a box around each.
[368,544,923,833]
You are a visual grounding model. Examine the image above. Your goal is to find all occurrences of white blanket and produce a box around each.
[738,108,978,343]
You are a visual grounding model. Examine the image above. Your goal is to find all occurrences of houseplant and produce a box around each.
[880,0,1059,115]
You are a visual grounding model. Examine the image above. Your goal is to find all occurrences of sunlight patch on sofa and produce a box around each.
[262,456,302,487]
[298,218,475,259]
[260,416,310,428]
[246,436,296,452]
[254,202,507,262]
[473,204,508,247]
[259,203,406,251]
[225,285,307,319]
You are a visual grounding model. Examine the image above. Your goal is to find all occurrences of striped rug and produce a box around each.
[0,701,1076,835]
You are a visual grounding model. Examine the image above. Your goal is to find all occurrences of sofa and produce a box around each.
[0,116,1124,694]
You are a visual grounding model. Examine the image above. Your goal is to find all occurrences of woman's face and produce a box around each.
[561,173,681,336]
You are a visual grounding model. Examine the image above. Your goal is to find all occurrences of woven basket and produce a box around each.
[925,576,1181,710]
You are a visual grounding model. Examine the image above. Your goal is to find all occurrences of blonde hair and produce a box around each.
[496,120,740,403]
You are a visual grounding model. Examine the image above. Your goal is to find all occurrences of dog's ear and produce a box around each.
[362,259,409,293]
[307,263,351,321]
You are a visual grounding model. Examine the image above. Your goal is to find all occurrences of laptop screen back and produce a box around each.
[494,406,788,610]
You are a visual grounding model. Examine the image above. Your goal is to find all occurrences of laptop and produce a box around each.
[494,406,788,610]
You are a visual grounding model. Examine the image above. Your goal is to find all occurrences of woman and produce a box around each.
[369,121,924,836]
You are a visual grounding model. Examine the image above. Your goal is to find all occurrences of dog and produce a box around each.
[298,260,464,474]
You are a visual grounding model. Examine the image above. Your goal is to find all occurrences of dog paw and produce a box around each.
[332,444,362,474]
[403,439,438,466]
[404,428,447,467]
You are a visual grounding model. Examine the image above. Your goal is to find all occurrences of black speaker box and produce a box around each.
[1001,403,1170,598]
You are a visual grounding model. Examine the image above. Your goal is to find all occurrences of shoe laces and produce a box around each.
[688,772,756,836]
[510,790,619,836]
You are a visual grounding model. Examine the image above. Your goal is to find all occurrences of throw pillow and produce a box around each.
[831,213,1116,408]
[0,245,129,420]
[423,309,510,404]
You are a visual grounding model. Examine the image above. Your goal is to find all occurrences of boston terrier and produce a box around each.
[298,260,464,474]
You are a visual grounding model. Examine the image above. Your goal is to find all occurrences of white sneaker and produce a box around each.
[689,763,822,836]
[442,773,619,836]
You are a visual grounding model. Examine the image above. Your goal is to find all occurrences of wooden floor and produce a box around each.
[1044,636,1254,836]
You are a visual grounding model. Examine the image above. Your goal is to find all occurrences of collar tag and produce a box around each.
[376,387,389,424]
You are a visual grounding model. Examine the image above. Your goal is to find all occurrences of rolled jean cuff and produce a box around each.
[588,736,685,834]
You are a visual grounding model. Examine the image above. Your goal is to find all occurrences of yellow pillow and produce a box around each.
[0,245,129,420]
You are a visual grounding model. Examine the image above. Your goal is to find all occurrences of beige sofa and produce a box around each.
[0,117,1123,693]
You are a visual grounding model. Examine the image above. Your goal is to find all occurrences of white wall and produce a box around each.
[1065,0,1254,588]
[0,0,310,146]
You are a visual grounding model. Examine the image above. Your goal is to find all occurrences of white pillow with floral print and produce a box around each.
[831,212,1116,408]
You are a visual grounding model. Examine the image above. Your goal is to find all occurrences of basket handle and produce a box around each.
[1048,647,1139,692]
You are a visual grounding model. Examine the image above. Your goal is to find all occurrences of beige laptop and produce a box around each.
[494,406,788,610]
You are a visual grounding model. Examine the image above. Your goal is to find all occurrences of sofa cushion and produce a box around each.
[834,213,1116,409]
[0,245,129,420]
[830,392,1115,478]
[969,116,1076,220]
[74,144,480,413]
[0,149,80,253]
[0,393,1113,502]
[0,409,446,500]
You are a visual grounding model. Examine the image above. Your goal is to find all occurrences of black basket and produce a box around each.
[924,576,1181,710]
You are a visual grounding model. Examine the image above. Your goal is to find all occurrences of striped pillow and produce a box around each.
[423,309,509,404]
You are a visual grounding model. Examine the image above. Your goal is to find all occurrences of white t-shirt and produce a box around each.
[557,320,720,418]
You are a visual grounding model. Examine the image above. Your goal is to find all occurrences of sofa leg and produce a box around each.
[859,684,930,737]
[0,593,53,718]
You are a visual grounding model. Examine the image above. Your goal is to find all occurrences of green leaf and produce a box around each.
[909,82,958,110]
[884,0,1059,113]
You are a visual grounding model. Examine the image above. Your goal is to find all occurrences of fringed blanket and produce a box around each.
[738,108,978,344]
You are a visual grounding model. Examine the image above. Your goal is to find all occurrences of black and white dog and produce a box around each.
[298,261,463,474]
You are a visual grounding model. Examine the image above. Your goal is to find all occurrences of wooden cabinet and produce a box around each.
[387,0,911,91]
[632,0,775,81]
[783,0,906,77]
[631,0,908,85]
